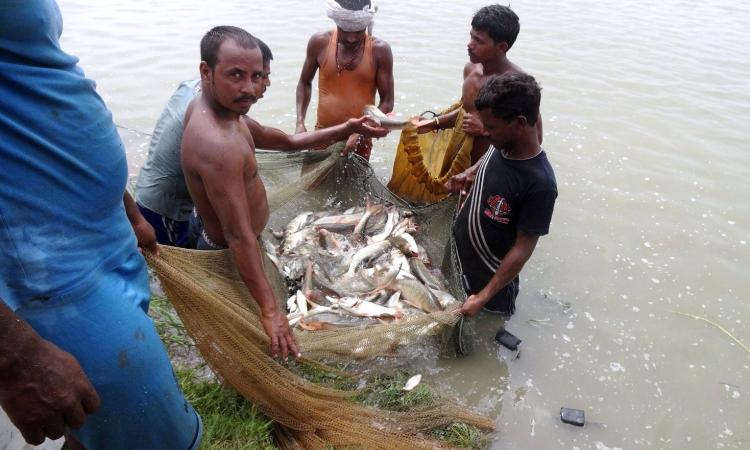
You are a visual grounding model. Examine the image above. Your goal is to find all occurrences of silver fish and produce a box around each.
[281,228,316,254]
[352,203,382,243]
[285,211,314,237]
[312,212,364,233]
[408,257,446,291]
[392,278,442,313]
[388,233,419,257]
[363,105,417,130]
[332,296,403,319]
[370,209,399,243]
[347,241,392,276]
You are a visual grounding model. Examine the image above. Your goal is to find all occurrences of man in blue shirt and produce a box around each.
[0,1,202,448]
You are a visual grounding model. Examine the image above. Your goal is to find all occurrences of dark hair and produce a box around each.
[335,0,371,10]
[256,38,273,63]
[471,4,520,49]
[474,73,541,126]
[200,26,258,68]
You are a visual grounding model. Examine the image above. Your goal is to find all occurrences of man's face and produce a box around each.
[478,108,516,148]
[467,28,504,64]
[202,40,264,115]
[259,61,271,99]
[337,28,367,50]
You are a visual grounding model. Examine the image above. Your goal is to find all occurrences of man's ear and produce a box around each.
[495,41,509,53]
[199,61,211,81]
[513,115,528,130]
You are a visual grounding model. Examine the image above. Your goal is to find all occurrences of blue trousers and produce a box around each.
[15,250,202,450]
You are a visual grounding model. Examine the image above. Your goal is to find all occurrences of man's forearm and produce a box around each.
[295,82,312,128]
[437,109,459,130]
[377,98,394,115]
[0,300,39,377]
[227,235,278,316]
[476,246,531,305]
[286,120,353,149]
[123,191,139,223]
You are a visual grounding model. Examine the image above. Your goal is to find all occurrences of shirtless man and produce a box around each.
[135,38,386,248]
[181,26,298,359]
[295,0,394,160]
[417,5,542,164]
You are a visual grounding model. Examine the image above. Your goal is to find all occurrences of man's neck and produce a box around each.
[200,89,240,123]
[501,131,541,160]
[481,54,511,77]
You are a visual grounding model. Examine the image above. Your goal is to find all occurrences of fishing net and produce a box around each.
[146,142,488,448]
[387,102,474,203]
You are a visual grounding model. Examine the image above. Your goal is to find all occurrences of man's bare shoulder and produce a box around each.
[371,37,393,63]
[463,62,482,79]
[308,31,332,49]
[242,115,263,135]
[183,107,242,167]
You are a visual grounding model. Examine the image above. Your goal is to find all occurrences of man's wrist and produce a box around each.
[0,323,41,377]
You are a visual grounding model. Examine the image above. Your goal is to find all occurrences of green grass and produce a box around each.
[150,295,276,449]
[429,422,489,449]
[354,370,438,411]
[176,368,275,450]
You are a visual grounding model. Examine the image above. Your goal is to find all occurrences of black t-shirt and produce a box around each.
[452,146,557,284]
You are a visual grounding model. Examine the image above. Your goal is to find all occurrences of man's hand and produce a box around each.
[260,310,300,360]
[295,123,307,134]
[123,192,158,255]
[416,118,437,134]
[444,169,476,196]
[342,133,361,156]
[0,339,100,445]
[459,294,486,317]
[347,116,389,139]
[132,217,159,255]
[461,113,488,136]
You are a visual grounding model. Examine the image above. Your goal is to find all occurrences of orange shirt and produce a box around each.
[316,29,377,128]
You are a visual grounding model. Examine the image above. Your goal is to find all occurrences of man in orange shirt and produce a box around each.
[295,0,394,160]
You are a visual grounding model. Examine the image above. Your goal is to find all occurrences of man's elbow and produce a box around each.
[379,99,394,114]
[224,228,257,251]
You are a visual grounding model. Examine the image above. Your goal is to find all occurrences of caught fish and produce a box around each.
[285,211,314,237]
[299,312,377,330]
[352,203,382,243]
[386,291,402,309]
[363,105,418,130]
[427,288,458,309]
[312,212,364,233]
[403,374,422,391]
[370,209,399,243]
[408,257,446,291]
[392,278,442,313]
[331,296,403,319]
[388,233,419,257]
[347,240,392,276]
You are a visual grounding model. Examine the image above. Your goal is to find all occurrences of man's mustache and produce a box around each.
[235,96,257,103]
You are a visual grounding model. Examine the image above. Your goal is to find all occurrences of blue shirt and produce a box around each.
[0,0,138,309]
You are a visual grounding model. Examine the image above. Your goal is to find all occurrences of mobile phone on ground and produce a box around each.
[560,407,585,426]
[494,329,522,351]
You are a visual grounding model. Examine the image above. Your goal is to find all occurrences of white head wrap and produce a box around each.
[325,0,378,35]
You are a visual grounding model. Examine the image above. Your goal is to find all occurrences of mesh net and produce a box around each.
[146,142,489,448]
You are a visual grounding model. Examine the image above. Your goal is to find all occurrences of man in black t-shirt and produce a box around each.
[447,73,557,316]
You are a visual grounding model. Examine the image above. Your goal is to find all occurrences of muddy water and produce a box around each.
[51,0,750,448]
